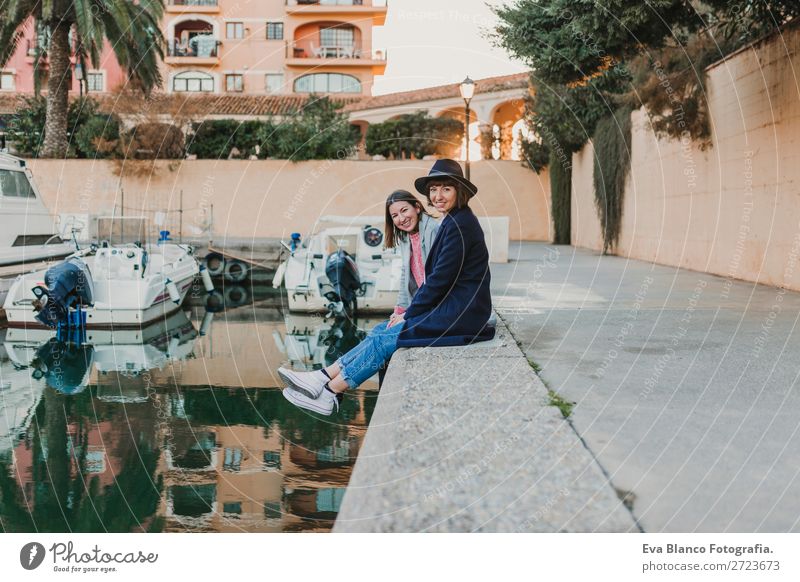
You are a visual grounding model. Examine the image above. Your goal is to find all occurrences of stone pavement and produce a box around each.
[334,319,637,532]
[491,242,800,532]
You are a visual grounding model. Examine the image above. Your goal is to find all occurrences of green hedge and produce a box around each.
[187,119,272,159]
[365,111,463,159]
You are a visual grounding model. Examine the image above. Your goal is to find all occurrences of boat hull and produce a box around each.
[3,244,200,329]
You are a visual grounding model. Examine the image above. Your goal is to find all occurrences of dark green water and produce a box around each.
[0,289,381,532]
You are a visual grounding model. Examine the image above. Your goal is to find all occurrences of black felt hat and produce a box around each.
[414,159,478,197]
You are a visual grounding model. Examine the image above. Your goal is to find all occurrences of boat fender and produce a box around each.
[223,285,248,307]
[272,261,287,288]
[165,279,181,304]
[204,252,225,277]
[199,265,215,293]
[223,259,249,283]
[199,311,214,336]
[205,290,225,313]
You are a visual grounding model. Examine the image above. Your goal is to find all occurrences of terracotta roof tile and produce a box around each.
[345,72,530,112]
[0,73,529,119]
[94,93,361,117]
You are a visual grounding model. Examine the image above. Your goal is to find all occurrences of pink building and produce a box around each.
[0,0,387,98]
[1,19,127,95]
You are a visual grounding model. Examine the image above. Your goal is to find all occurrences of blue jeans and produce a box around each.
[337,320,402,388]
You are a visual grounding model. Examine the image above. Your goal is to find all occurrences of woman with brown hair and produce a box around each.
[280,159,494,415]
[383,189,440,328]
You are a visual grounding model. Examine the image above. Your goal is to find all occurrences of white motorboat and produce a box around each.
[272,215,402,314]
[3,241,211,329]
[0,153,75,267]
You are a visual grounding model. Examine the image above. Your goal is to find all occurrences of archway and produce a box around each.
[487,99,525,160]
[436,107,478,162]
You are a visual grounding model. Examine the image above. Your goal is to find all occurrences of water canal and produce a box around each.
[0,285,381,532]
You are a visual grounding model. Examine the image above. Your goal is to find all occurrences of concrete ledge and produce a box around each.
[334,319,638,532]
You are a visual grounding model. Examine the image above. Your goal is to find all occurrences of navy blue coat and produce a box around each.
[397,206,494,347]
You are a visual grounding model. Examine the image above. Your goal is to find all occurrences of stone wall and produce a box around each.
[571,23,800,290]
[25,159,551,243]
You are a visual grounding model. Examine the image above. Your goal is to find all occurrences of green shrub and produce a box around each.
[365,111,463,159]
[187,119,274,159]
[550,150,571,245]
[8,96,110,158]
[121,123,185,160]
[73,114,121,159]
[593,106,632,254]
[270,95,359,161]
[7,96,47,156]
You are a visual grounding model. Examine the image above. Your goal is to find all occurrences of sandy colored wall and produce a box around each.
[25,159,550,242]
[570,142,603,252]
[571,24,800,290]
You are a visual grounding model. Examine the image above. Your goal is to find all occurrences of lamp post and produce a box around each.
[459,76,475,180]
[74,62,84,98]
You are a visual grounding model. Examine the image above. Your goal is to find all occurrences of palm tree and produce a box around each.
[0,0,165,158]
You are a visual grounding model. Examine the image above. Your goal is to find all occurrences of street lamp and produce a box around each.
[74,62,84,98]
[459,76,475,180]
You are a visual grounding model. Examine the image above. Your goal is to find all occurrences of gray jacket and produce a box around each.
[396,213,440,309]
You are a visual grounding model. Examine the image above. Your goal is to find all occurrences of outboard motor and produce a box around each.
[31,339,95,395]
[320,316,367,367]
[32,256,94,330]
[324,249,361,315]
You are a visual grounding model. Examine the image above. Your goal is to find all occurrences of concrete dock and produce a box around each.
[334,318,637,532]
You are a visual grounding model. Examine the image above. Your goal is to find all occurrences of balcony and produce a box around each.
[286,0,388,26]
[167,0,219,13]
[285,41,387,72]
[165,37,220,66]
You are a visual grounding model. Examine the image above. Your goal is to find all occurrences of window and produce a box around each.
[223,502,242,515]
[0,71,14,91]
[173,70,214,92]
[266,22,283,40]
[263,451,281,469]
[320,25,354,49]
[0,170,36,198]
[226,74,243,92]
[265,73,283,94]
[86,71,104,92]
[223,448,242,471]
[264,501,281,520]
[226,22,243,39]
[294,73,361,94]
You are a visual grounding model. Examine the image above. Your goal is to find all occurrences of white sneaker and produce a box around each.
[283,386,340,416]
[278,367,328,399]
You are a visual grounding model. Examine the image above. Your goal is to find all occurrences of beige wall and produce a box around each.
[571,24,800,290]
[27,159,551,242]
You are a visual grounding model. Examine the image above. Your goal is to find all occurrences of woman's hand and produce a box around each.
[387,312,405,328]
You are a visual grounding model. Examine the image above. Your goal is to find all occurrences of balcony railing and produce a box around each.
[286,1,388,7]
[168,39,219,58]
[169,0,218,6]
[287,41,386,61]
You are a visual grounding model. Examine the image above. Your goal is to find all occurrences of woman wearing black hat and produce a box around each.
[281,159,494,415]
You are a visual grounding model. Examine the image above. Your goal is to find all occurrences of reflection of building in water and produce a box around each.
[157,386,372,533]
[5,388,163,532]
[0,305,378,532]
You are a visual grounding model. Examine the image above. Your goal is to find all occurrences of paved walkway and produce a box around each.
[492,242,800,532]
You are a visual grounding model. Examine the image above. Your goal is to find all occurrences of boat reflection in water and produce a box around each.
[0,288,380,532]
[274,312,386,371]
